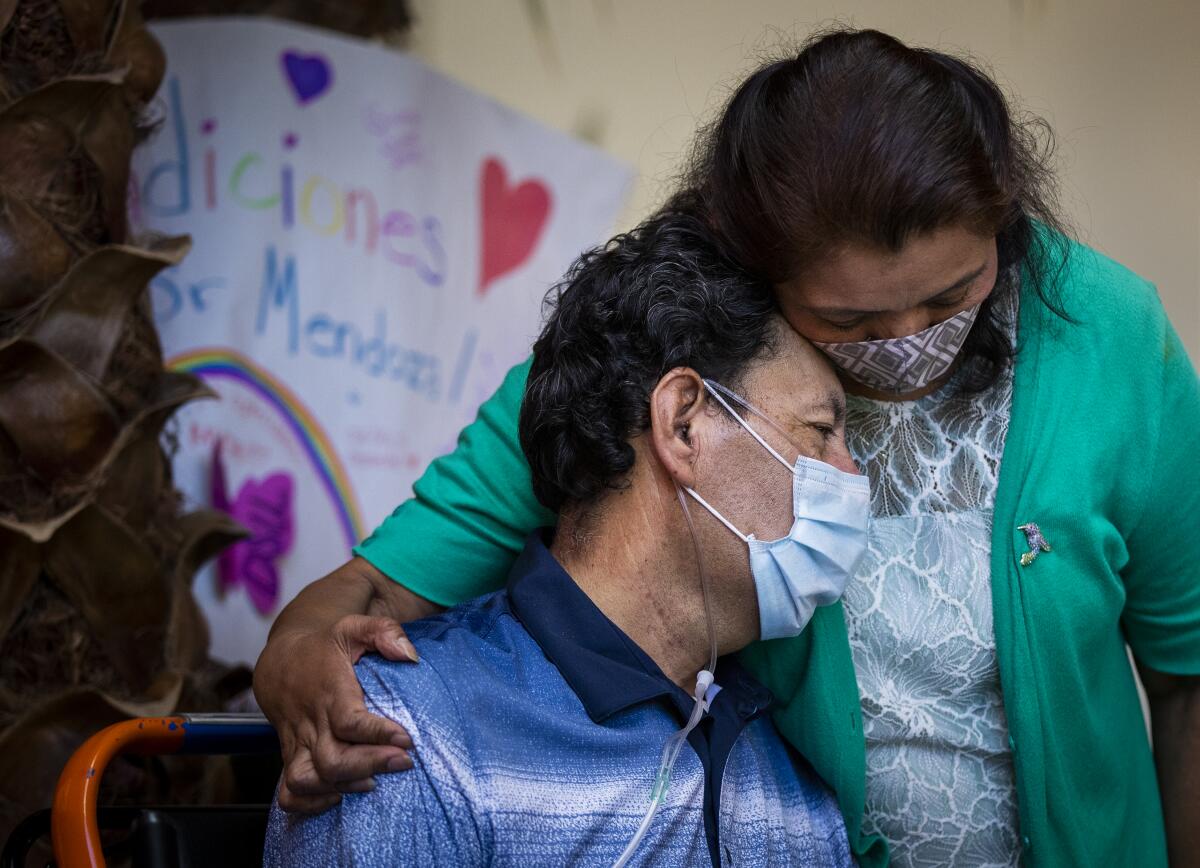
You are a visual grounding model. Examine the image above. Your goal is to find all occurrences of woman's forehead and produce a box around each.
[780,228,997,313]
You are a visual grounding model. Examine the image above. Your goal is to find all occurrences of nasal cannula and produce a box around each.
[611,486,720,868]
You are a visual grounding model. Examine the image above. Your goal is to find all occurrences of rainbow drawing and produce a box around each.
[168,347,365,549]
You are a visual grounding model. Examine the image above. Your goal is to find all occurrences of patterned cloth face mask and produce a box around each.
[683,381,871,641]
[812,303,982,395]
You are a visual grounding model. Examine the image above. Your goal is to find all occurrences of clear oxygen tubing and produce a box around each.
[611,485,719,868]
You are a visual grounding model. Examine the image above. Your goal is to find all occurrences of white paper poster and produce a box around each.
[131,18,632,665]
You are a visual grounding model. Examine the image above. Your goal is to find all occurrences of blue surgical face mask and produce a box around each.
[684,381,871,641]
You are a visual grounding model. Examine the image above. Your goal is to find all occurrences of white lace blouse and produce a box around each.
[841,285,1021,867]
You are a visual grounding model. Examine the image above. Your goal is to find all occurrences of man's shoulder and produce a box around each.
[403,589,514,648]
[267,599,519,867]
[354,591,549,735]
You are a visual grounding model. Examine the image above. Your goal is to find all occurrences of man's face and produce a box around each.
[686,318,859,633]
[698,320,857,539]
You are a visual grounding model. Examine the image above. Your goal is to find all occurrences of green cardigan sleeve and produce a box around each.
[352,357,555,606]
[1119,315,1200,672]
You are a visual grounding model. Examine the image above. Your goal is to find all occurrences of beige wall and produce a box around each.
[409,0,1200,364]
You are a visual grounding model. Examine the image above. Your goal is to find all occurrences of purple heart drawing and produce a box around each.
[281,50,333,105]
[211,440,295,616]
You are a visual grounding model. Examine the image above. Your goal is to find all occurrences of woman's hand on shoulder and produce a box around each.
[253,558,440,813]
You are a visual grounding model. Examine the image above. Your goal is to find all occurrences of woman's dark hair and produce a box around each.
[520,206,778,513]
[679,27,1071,390]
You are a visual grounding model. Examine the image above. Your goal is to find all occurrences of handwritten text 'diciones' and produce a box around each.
[130,77,445,288]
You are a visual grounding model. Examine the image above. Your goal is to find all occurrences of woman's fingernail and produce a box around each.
[398,638,419,662]
[391,732,414,749]
[387,753,414,772]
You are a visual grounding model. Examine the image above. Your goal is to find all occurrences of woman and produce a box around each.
[254,29,1200,867]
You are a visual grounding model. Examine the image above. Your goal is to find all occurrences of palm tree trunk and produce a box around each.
[0,0,246,843]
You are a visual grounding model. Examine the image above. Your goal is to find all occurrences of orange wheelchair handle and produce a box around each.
[51,713,277,868]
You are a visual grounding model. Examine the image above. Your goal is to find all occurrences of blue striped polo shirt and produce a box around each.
[264,531,852,867]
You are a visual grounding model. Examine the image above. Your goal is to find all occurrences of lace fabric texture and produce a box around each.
[841,285,1021,867]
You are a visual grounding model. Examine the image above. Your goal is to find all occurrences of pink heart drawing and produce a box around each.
[478,157,552,295]
[281,50,333,105]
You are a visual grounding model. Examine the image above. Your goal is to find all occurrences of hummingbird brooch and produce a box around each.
[1018,522,1052,567]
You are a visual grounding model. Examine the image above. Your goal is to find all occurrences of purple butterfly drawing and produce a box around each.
[210,440,295,616]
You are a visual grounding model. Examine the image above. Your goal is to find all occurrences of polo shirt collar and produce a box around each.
[505,530,770,724]
[506,530,676,722]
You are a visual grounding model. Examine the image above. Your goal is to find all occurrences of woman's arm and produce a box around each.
[1138,667,1200,868]
[354,357,555,605]
[1120,317,1200,863]
[255,357,554,811]
[254,557,438,813]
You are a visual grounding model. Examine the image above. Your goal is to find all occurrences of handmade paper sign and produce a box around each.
[131,18,632,665]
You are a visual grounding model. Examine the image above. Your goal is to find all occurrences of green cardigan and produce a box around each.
[356,237,1200,867]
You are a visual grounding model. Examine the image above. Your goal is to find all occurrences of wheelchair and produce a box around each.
[2,714,278,868]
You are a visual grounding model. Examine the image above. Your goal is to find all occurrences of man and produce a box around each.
[264,210,867,866]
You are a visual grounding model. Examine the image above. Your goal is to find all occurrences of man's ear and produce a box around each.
[649,368,708,489]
